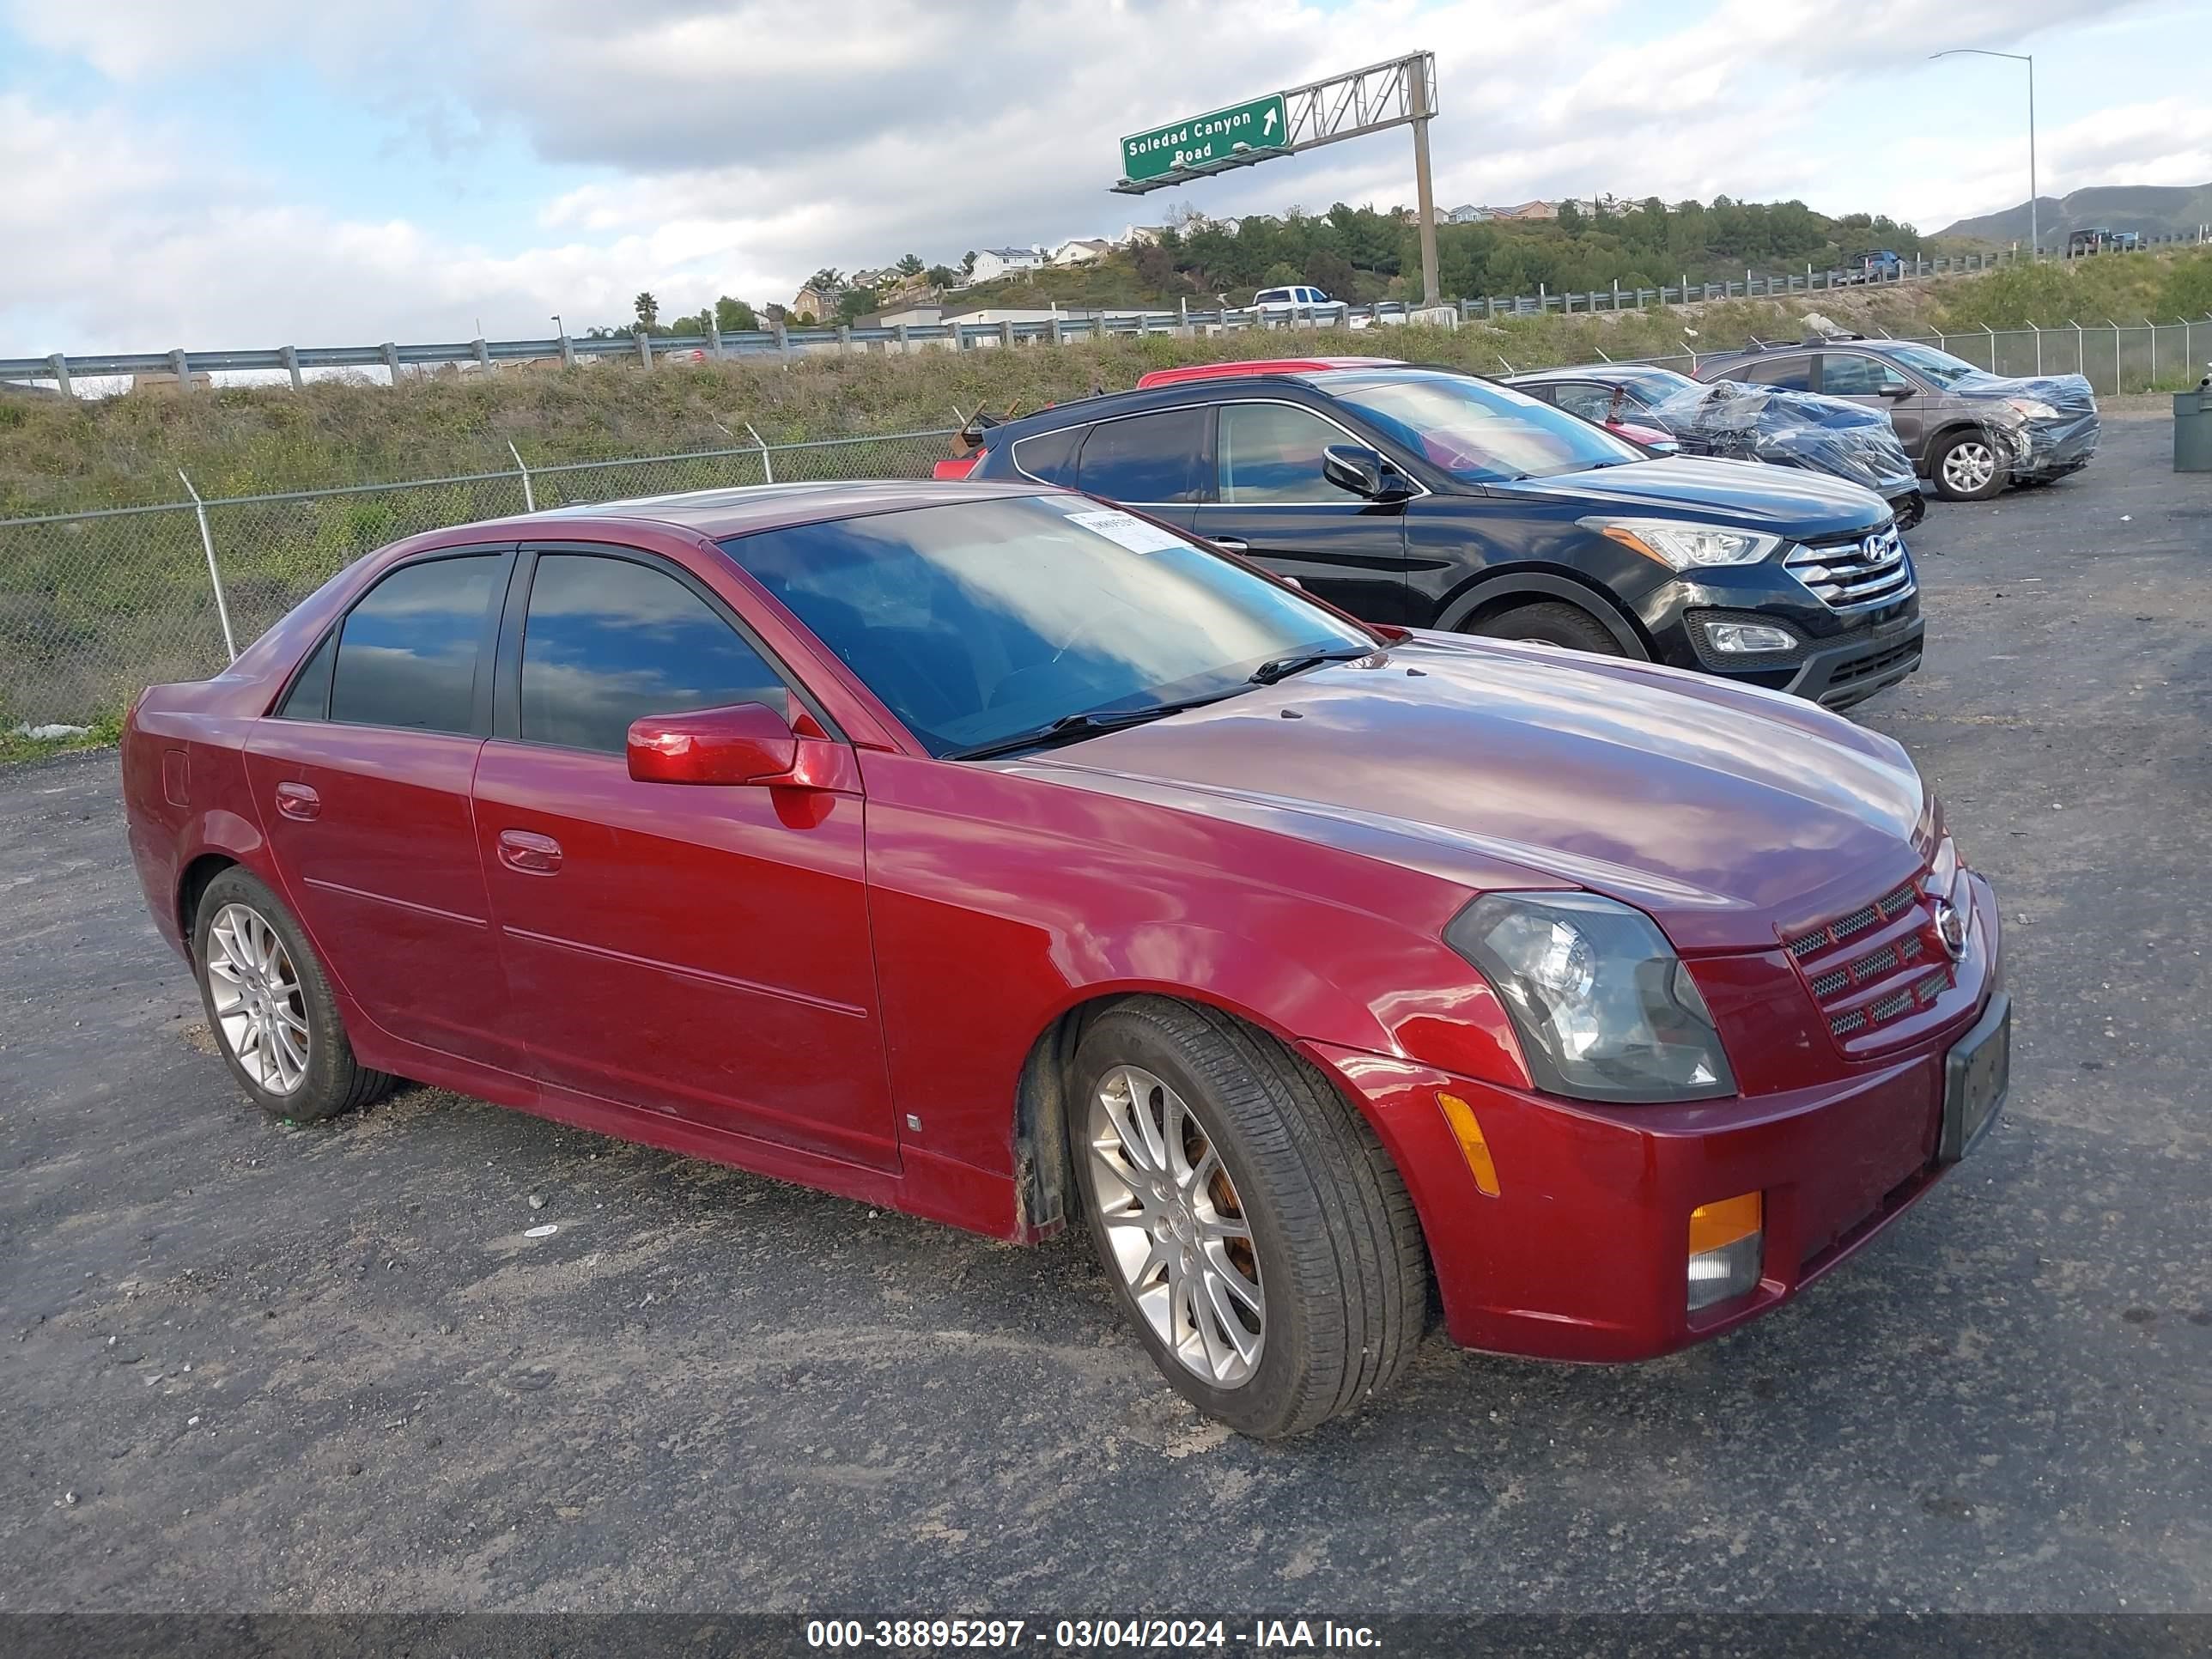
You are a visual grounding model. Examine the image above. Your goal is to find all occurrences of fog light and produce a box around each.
[1687,1192,1763,1311]
[1706,621,1797,654]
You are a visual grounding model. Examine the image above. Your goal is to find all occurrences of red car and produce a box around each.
[121,481,2008,1437]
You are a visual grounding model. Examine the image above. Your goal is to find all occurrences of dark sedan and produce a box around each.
[958,361,1923,711]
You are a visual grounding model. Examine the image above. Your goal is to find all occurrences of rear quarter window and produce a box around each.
[1010,424,1085,485]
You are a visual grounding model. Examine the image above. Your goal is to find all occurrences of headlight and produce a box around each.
[2003,397,2058,421]
[1581,517,1781,570]
[1446,892,1736,1103]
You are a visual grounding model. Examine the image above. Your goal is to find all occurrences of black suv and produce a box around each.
[1692,335,2100,500]
[959,362,1923,710]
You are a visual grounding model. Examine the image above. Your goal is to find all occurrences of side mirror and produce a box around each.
[1881,381,1916,400]
[627,702,798,786]
[1322,443,1410,501]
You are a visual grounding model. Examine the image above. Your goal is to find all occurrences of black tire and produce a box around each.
[191,867,392,1122]
[1468,599,1623,655]
[1929,429,2008,501]
[1068,998,1431,1438]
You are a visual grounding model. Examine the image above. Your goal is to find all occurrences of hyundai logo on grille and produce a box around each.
[1862,529,1903,565]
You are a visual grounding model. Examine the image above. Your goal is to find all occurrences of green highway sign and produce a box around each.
[1120,93,1289,183]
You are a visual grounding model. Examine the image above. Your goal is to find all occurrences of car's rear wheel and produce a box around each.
[1468,600,1623,655]
[191,867,392,1122]
[1930,431,2008,501]
[1069,998,1430,1438]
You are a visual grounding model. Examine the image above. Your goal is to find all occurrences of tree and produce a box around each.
[960,251,977,276]
[633,291,659,329]
[1305,249,1360,300]
[805,268,843,293]
[896,253,925,278]
[925,264,959,288]
[1132,242,1177,292]
[836,286,878,325]
[714,295,757,332]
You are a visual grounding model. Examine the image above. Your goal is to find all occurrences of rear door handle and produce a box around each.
[496,829,562,875]
[274,781,320,821]
[1210,538,1249,554]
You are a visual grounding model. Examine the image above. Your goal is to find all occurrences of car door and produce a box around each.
[1069,406,1210,535]
[244,547,524,1073]
[1188,399,1413,623]
[470,544,898,1171]
[1818,351,1929,454]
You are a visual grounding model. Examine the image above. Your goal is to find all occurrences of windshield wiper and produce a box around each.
[1246,647,1372,685]
[947,694,1231,762]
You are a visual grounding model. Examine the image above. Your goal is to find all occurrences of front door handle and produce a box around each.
[1210,537,1249,554]
[274,781,320,821]
[496,829,562,875]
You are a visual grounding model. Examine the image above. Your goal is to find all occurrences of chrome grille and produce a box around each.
[1784,878,1950,1045]
[1786,525,1913,609]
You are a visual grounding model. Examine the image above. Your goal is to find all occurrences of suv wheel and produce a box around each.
[1069,999,1431,1438]
[1468,601,1622,654]
[1930,431,2008,501]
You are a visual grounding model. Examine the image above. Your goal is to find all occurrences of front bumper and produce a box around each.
[2013,413,2101,479]
[1642,557,1923,710]
[1312,872,2002,1363]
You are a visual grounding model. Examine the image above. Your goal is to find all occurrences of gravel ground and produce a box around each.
[3,410,2207,1615]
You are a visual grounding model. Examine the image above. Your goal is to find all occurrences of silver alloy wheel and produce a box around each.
[204,902,310,1096]
[1942,439,1998,495]
[1087,1064,1265,1387]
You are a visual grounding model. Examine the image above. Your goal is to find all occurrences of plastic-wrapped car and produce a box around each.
[1507,365,1925,528]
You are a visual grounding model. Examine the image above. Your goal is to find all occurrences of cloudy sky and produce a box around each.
[3,0,2206,353]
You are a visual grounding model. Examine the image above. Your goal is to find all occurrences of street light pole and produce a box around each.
[1931,49,2037,258]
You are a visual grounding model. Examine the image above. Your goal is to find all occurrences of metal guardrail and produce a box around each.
[7,247,2136,392]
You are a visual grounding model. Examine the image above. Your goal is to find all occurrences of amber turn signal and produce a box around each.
[1435,1092,1501,1197]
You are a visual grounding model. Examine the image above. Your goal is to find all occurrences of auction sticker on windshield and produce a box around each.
[1061,507,1188,554]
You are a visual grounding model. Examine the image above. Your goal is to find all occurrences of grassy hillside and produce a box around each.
[4,248,2209,520]
[1939,183,2212,246]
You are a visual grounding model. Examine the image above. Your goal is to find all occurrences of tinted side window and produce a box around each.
[1218,403,1366,503]
[1736,355,1814,392]
[1076,408,1208,502]
[1820,354,1912,396]
[330,555,500,734]
[1011,424,1085,485]
[276,629,338,720]
[520,553,787,755]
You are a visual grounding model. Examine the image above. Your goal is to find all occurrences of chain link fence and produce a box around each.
[5,314,2207,732]
[0,428,956,730]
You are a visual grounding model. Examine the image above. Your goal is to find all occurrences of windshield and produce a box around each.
[1322,371,1643,483]
[1613,367,1700,405]
[1880,343,1984,388]
[720,495,1371,757]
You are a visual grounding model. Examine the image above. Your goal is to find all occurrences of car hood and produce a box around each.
[1486,456,1890,536]
[1014,636,1929,952]
[1944,370,2099,416]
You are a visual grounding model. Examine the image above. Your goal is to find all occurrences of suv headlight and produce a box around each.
[1447,892,1736,1103]
[1581,517,1781,570]
[2003,397,2058,421]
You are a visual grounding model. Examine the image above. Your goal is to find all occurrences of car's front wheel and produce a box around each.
[1069,998,1431,1438]
[191,867,392,1121]
[1468,600,1623,654]
[1930,430,2008,501]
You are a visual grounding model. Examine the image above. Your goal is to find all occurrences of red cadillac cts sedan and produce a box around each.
[121,481,2008,1437]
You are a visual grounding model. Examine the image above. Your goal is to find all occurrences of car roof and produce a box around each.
[1506,362,1686,385]
[467,479,1050,540]
[1134,356,1400,389]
